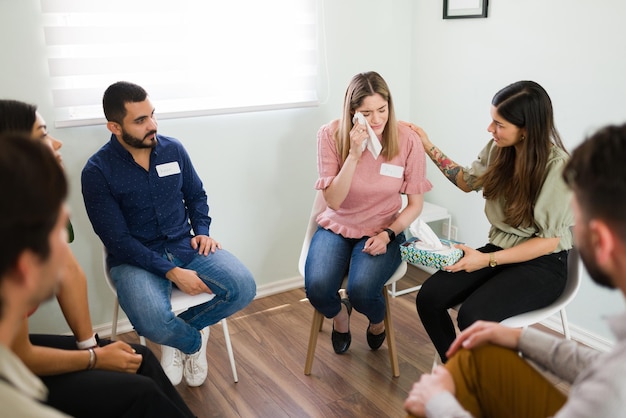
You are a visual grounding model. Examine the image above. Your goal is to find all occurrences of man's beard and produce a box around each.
[578,236,614,289]
[121,129,157,149]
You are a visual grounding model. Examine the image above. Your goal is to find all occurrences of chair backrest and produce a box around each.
[102,247,119,297]
[298,190,327,277]
[499,247,582,328]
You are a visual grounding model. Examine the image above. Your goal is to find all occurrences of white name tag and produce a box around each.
[380,163,404,178]
[156,161,181,177]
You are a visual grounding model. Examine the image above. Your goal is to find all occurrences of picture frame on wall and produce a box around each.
[443,0,488,19]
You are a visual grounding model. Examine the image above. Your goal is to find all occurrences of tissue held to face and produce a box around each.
[355,93,388,137]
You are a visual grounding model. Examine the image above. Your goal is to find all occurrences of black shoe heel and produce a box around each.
[366,324,386,350]
[331,298,352,354]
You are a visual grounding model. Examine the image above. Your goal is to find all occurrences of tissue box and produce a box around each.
[400,237,464,270]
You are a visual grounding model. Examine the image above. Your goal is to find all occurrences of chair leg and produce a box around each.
[383,287,400,377]
[111,299,119,341]
[221,318,239,383]
[560,308,571,340]
[304,309,324,375]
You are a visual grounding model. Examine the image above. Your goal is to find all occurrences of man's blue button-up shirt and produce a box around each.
[82,134,211,277]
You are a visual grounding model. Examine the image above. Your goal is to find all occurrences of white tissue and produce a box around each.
[409,218,444,250]
[352,112,382,159]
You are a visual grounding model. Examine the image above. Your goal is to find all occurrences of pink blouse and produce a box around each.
[314,120,432,238]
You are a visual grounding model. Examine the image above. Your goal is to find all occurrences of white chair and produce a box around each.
[432,247,583,365]
[299,191,407,377]
[499,246,582,338]
[102,248,239,382]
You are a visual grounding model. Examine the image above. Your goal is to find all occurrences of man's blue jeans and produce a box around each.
[304,226,404,324]
[110,249,256,354]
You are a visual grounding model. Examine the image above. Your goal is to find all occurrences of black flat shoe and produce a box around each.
[332,298,352,354]
[366,324,386,350]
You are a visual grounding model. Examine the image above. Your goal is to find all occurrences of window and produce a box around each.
[41,0,319,127]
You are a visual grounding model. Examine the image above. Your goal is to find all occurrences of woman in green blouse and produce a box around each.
[402,81,574,363]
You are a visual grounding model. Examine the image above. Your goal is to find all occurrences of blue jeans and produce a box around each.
[110,249,256,354]
[304,226,404,324]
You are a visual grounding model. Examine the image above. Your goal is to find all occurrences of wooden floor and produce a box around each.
[118,265,568,418]
[118,265,432,418]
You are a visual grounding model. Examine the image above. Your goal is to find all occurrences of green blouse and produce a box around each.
[67,220,74,243]
[462,140,574,252]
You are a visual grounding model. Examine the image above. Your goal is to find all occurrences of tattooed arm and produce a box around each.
[400,122,475,192]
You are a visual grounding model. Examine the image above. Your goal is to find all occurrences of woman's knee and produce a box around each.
[456,305,487,330]
[415,282,449,315]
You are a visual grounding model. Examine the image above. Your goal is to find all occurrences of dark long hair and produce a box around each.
[480,81,567,227]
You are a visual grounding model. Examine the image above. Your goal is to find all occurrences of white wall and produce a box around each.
[410,0,626,343]
[1,0,415,334]
[3,0,625,345]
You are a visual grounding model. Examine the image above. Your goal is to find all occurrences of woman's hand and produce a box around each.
[362,232,389,256]
[443,244,490,273]
[94,341,143,373]
[349,121,369,158]
[399,121,433,151]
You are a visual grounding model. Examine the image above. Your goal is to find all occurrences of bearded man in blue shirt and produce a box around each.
[82,81,256,388]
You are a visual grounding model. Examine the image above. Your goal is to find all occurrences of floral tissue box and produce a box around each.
[400,237,464,270]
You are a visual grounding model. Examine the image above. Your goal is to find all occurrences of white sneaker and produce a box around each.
[161,345,184,386]
[183,327,210,387]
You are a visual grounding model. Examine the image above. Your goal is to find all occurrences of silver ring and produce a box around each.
[359,129,364,133]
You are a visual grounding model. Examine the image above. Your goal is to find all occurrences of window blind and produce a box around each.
[40,0,319,127]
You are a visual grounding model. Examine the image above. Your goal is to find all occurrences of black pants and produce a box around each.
[415,244,568,363]
[29,335,195,418]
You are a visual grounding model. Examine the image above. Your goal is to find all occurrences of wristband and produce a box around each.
[384,228,396,242]
[77,333,98,350]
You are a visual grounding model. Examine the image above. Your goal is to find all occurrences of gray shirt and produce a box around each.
[0,344,70,417]
[425,311,626,417]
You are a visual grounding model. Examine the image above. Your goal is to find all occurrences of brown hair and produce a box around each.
[563,123,626,241]
[335,72,399,163]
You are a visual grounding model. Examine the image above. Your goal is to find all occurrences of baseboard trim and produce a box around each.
[540,315,614,352]
[93,278,616,354]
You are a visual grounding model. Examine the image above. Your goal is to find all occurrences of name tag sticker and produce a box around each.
[156,161,181,177]
[380,163,404,178]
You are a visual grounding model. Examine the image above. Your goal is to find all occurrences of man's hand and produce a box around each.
[191,235,221,255]
[446,320,522,359]
[404,366,455,417]
[165,267,212,296]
